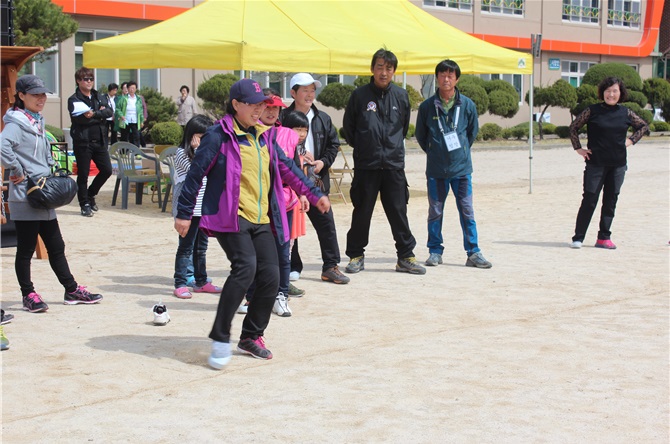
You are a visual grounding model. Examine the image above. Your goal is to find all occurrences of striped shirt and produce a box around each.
[175,147,206,217]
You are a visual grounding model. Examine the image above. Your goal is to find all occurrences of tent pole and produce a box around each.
[403,72,407,89]
[529,66,534,194]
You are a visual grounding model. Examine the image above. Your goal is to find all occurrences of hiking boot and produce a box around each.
[237,336,273,360]
[80,204,93,217]
[23,292,48,313]
[64,286,103,305]
[465,252,492,269]
[208,340,232,369]
[570,240,582,249]
[0,326,8,351]
[152,302,170,326]
[425,253,443,266]
[321,266,350,284]
[595,239,616,249]
[396,257,426,275]
[345,256,365,274]
[89,196,99,212]
[192,282,222,294]
[289,271,300,281]
[288,283,305,297]
[173,287,193,299]
[273,292,291,317]
[1,309,14,325]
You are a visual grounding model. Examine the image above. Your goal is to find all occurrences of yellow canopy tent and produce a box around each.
[83,0,531,75]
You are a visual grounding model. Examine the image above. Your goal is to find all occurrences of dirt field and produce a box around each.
[1,138,668,442]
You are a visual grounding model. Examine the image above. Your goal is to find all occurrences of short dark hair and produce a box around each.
[225,99,236,116]
[180,85,189,94]
[182,114,214,160]
[108,83,119,92]
[120,82,128,89]
[127,81,137,89]
[371,48,398,71]
[435,59,461,79]
[75,66,94,82]
[598,76,628,103]
[263,87,280,97]
[281,110,309,130]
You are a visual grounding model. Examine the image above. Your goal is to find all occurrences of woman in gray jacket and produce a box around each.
[1,75,103,313]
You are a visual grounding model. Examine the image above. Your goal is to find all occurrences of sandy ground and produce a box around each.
[1,138,668,443]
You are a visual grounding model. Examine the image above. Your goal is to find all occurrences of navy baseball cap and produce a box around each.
[16,75,51,94]
[229,79,272,104]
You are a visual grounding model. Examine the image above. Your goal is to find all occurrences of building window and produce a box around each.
[481,0,524,16]
[480,73,523,102]
[423,0,473,12]
[18,48,59,95]
[607,0,641,28]
[75,30,159,91]
[562,0,600,24]
[561,60,596,86]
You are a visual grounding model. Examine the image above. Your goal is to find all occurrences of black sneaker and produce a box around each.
[23,292,49,313]
[1,309,14,325]
[64,286,103,305]
[89,196,99,212]
[80,204,93,217]
[321,266,350,284]
[237,336,273,360]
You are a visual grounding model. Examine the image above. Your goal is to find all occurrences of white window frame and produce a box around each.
[423,0,473,12]
[562,0,600,24]
[18,45,59,96]
[481,0,524,17]
[480,73,524,104]
[607,0,641,29]
[561,60,597,87]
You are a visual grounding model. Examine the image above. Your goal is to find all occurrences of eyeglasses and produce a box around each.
[81,77,94,82]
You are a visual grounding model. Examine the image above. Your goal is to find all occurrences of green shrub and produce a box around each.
[45,125,64,142]
[317,83,354,110]
[511,126,527,139]
[197,73,239,119]
[139,88,178,131]
[488,89,519,118]
[406,123,416,139]
[582,63,643,91]
[652,120,669,131]
[354,76,369,88]
[339,127,347,142]
[479,123,502,141]
[648,123,655,132]
[459,82,489,116]
[406,84,423,111]
[150,121,183,146]
[501,128,513,139]
[626,90,648,108]
[542,123,557,135]
[555,126,571,138]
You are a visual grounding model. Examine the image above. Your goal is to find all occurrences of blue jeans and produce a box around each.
[427,175,480,256]
[174,216,209,288]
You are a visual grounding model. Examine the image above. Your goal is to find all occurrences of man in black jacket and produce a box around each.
[342,49,425,275]
[67,67,113,217]
[280,73,349,285]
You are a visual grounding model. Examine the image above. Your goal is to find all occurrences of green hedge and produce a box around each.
[150,121,183,146]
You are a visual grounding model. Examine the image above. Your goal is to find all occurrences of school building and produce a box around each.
[22,0,670,130]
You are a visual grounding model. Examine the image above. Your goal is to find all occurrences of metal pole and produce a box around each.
[529,60,534,194]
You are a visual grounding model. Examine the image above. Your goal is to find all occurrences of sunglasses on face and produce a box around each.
[81,77,94,82]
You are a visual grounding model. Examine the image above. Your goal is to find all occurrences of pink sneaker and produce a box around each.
[173,287,193,299]
[595,239,617,249]
[193,282,222,294]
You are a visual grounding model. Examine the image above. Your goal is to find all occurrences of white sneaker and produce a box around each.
[208,340,231,369]
[289,271,300,281]
[152,301,170,325]
[237,301,249,314]
[273,292,292,317]
[570,240,582,249]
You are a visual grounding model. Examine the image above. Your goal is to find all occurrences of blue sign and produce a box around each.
[549,58,561,70]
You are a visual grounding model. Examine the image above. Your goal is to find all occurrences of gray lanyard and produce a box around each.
[435,102,460,134]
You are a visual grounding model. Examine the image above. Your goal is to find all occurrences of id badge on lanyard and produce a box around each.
[436,103,461,151]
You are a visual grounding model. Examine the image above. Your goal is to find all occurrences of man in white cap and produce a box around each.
[281,73,349,285]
